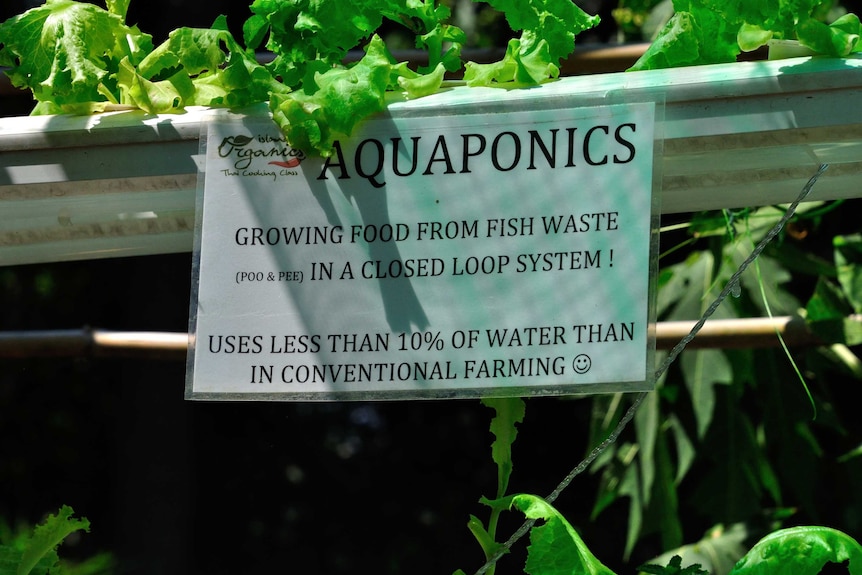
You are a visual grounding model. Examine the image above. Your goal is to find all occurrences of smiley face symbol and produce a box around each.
[572,354,592,374]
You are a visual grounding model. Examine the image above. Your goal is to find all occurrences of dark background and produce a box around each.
[1,256,613,574]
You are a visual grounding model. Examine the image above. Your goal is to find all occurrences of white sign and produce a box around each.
[187,102,658,400]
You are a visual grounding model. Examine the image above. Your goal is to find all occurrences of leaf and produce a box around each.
[628,10,738,71]
[105,0,131,21]
[628,0,862,70]
[650,431,682,552]
[638,554,708,575]
[395,61,446,99]
[640,523,748,575]
[17,506,90,575]
[481,397,526,497]
[727,526,862,575]
[508,494,618,575]
[690,389,779,523]
[619,450,643,560]
[482,0,600,65]
[634,388,659,507]
[805,277,862,345]
[834,234,862,314]
[0,0,153,112]
[464,0,599,86]
[135,20,286,112]
[680,348,733,438]
[466,514,507,561]
[797,13,861,57]
[269,34,395,157]
[737,23,773,52]
[666,414,695,484]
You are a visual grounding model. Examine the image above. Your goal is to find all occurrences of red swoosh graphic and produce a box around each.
[268,159,302,168]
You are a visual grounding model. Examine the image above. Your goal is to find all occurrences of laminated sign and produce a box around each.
[187,100,659,400]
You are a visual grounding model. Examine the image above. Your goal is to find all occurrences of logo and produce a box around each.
[218,134,305,171]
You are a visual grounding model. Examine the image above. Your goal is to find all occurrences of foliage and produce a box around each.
[0,506,111,575]
[455,397,862,575]
[629,0,861,70]
[556,203,859,574]
[639,555,708,575]
[0,0,281,115]
[0,0,599,156]
[727,526,862,575]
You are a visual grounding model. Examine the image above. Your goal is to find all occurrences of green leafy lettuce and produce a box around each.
[243,0,600,155]
[629,0,861,71]
[727,526,862,575]
[503,493,618,575]
[0,0,153,114]
[1,0,601,154]
[464,0,600,86]
[0,0,280,115]
[0,506,90,575]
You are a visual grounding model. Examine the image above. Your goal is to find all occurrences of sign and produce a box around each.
[186,101,658,400]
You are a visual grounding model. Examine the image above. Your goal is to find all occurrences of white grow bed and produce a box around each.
[1,54,861,266]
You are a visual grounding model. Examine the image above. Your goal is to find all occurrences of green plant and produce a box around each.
[629,0,861,70]
[455,399,862,575]
[0,506,112,575]
[0,0,599,156]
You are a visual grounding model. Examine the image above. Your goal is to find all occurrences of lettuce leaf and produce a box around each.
[5,505,91,575]
[0,2,286,116]
[629,0,861,71]
[503,494,619,575]
[134,15,288,113]
[727,526,862,575]
[1,0,601,156]
[269,34,395,157]
[465,0,600,86]
[0,0,153,114]
[253,0,599,154]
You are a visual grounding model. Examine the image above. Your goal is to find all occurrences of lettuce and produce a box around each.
[0,506,91,575]
[0,0,600,155]
[248,0,599,155]
[629,0,861,71]
[0,1,282,115]
[0,0,153,114]
[465,0,600,85]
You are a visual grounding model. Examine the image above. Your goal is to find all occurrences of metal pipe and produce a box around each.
[0,316,845,360]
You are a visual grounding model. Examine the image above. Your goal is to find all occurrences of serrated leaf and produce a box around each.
[105,0,130,21]
[482,0,600,64]
[0,0,153,111]
[464,0,598,86]
[638,554,708,575]
[17,506,89,575]
[481,397,526,497]
[270,34,394,157]
[640,523,748,575]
